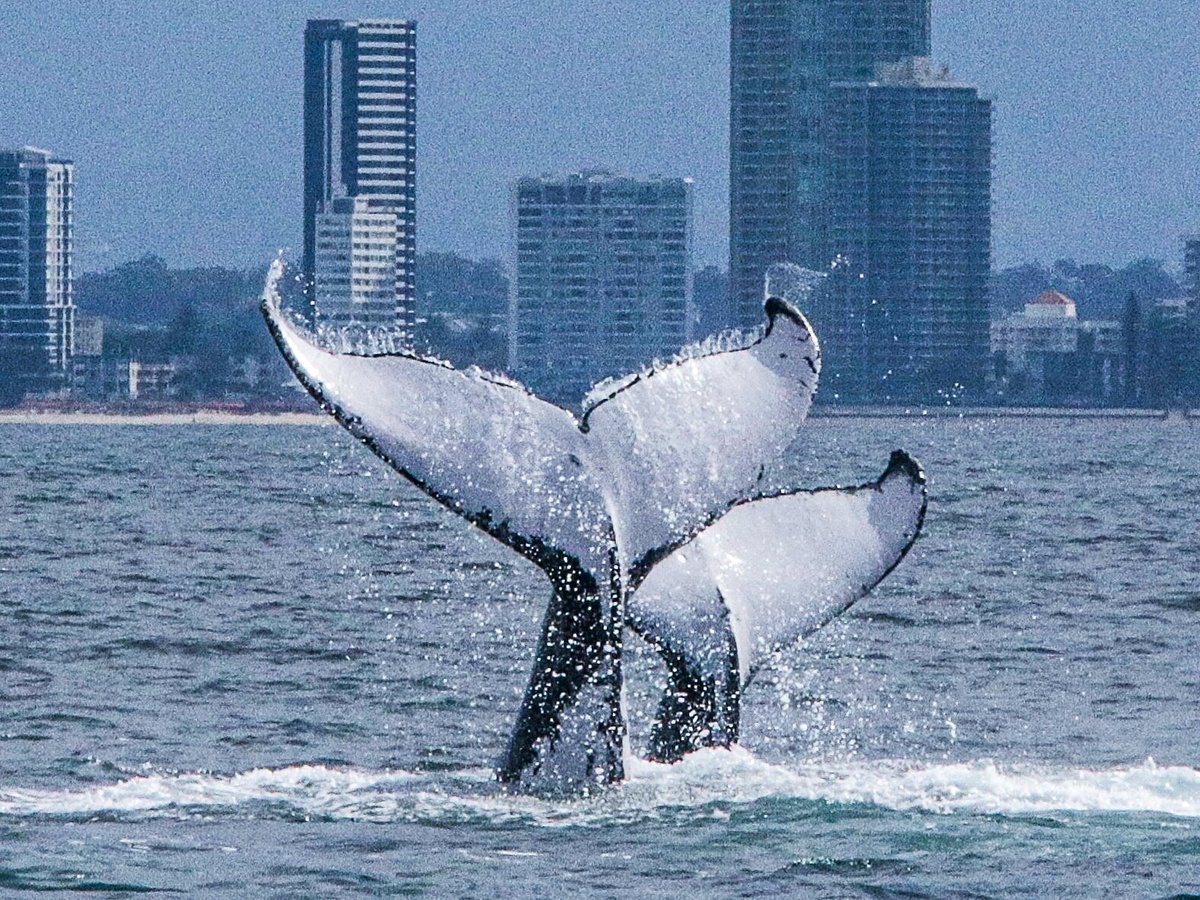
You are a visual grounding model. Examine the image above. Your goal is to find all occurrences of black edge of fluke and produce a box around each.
[261,288,627,791]
[580,292,818,428]
[763,295,808,331]
[882,448,926,486]
[635,449,930,705]
[762,295,820,375]
[262,286,602,588]
[262,280,561,400]
[643,598,741,765]
[741,448,929,688]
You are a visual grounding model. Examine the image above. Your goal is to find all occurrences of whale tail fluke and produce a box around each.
[630,451,928,763]
[262,265,827,791]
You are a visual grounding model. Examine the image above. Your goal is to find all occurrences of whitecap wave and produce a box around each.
[2,750,1198,825]
[0,765,438,822]
[626,748,1200,820]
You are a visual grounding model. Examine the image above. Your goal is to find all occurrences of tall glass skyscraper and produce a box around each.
[0,147,75,398]
[819,60,992,401]
[303,19,416,335]
[730,0,991,402]
[730,0,932,327]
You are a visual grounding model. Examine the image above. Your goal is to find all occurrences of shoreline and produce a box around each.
[0,410,329,426]
[0,406,1190,425]
[808,406,1188,421]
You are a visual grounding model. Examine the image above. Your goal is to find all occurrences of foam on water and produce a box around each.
[627,748,1200,820]
[0,766,421,820]
[3,749,1198,826]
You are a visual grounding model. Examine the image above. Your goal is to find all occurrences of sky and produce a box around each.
[2,0,1197,273]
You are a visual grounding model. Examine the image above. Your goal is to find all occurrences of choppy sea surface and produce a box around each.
[0,418,1198,898]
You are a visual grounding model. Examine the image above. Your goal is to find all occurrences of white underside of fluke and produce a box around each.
[262,260,821,584]
[629,453,928,686]
[261,260,927,791]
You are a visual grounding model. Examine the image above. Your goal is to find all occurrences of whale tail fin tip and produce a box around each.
[884,448,926,485]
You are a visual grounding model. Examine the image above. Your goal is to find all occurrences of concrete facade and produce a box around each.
[509,171,694,405]
[73,314,103,357]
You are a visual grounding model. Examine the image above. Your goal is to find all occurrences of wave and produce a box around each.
[2,749,1198,825]
[626,749,1200,820]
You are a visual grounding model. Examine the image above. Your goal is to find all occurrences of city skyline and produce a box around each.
[2,0,1197,273]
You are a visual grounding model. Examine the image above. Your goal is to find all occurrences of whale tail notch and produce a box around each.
[261,260,830,791]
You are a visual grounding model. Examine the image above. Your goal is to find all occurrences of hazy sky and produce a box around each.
[2,0,1197,273]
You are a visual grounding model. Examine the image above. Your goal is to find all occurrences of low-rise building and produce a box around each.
[1138,297,1199,407]
[128,361,178,400]
[991,291,1124,404]
[313,197,402,334]
[71,356,132,401]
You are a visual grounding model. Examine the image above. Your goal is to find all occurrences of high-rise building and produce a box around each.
[729,1,991,402]
[0,147,75,398]
[818,59,992,400]
[509,170,694,404]
[1185,236,1200,307]
[730,0,932,326]
[303,19,416,335]
[313,197,400,331]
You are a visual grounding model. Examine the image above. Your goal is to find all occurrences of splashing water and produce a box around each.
[3,750,1198,827]
[764,262,827,310]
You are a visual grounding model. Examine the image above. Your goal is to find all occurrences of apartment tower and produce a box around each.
[729,0,931,326]
[819,59,992,400]
[509,171,694,404]
[730,1,991,401]
[0,147,75,398]
[303,19,416,335]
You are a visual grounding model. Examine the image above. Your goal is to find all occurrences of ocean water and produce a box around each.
[0,418,1197,898]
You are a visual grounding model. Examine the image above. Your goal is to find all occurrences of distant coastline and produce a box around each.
[0,404,1191,426]
[0,408,326,426]
[808,406,1191,421]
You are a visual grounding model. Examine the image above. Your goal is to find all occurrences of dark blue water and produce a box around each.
[1,418,1198,898]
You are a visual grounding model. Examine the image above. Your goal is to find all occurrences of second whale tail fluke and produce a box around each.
[629,450,928,764]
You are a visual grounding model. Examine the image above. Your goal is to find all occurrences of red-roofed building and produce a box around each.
[1028,290,1077,316]
[991,290,1123,404]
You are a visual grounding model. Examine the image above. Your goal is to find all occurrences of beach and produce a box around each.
[0,410,328,426]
